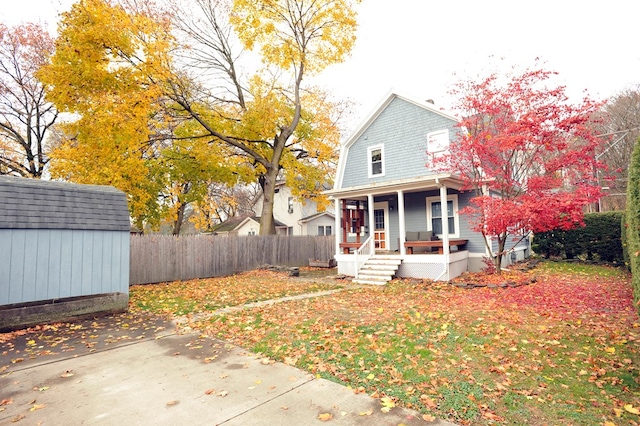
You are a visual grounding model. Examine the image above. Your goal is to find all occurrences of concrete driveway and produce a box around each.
[0,314,456,425]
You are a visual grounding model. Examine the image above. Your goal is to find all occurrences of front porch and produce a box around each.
[328,174,476,282]
[336,250,469,283]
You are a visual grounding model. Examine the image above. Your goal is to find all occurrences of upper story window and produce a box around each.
[287,197,294,213]
[368,144,385,178]
[427,129,449,158]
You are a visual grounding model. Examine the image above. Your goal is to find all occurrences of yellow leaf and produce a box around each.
[605,347,616,354]
[366,373,375,380]
[29,403,45,411]
[614,407,623,417]
[318,412,333,421]
[625,404,640,415]
[358,409,372,416]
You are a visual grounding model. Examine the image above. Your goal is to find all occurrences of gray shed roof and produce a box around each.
[0,176,130,231]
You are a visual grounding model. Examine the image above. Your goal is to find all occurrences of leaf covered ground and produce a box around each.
[2,263,639,425]
[164,263,639,425]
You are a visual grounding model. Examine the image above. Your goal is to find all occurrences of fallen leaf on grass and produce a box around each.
[420,395,437,409]
[422,414,436,422]
[318,413,333,421]
[625,404,640,415]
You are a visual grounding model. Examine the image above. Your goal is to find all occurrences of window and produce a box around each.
[318,225,332,236]
[287,197,294,214]
[426,195,459,237]
[427,129,449,157]
[367,145,385,177]
[288,226,294,235]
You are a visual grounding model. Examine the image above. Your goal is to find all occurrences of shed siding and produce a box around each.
[1,229,129,305]
[340,97,459,189]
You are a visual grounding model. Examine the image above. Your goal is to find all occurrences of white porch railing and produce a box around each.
[354,236,375,279]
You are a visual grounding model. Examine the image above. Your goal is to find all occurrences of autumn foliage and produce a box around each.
[437,67,606,271]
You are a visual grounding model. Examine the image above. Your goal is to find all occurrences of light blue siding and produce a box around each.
[341,97,460,189]
[0,229,129,306]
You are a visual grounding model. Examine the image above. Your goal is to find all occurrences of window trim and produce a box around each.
[426,129,450,156]
[367,144,385,178]
[426,194,460,238]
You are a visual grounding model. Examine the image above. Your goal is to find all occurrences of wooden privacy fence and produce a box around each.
[129,234,335,285]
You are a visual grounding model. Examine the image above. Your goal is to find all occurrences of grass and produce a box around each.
[129,262,640,425]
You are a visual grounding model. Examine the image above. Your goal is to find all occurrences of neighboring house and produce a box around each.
[254,182,335,236]
[211,215,271,236]
[325,91,530,284]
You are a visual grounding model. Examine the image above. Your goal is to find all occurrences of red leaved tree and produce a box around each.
[437,67,606,272]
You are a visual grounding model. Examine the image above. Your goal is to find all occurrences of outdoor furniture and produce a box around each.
[404,239,468,254]
[339,242,362,254]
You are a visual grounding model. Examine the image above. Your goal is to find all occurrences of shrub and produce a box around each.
[626,137,640,316]
[533,212,624,264]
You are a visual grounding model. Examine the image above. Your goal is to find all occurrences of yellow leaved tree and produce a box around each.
[40,0,359,233]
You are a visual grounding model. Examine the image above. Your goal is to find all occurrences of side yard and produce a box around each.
[130,262,640,426]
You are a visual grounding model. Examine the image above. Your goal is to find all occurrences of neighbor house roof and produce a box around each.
[211,216,286,233]
[0,176,130,231]
[299,211,335,223]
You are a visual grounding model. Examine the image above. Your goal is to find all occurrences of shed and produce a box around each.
[0,176,130,331]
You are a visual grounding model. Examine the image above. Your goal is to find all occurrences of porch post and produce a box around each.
[397,190,406,255]
[334,197,341,256]
[367,194,375,243]
[440,184,450,279]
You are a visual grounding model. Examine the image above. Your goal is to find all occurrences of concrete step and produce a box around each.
[360,265,398,272]
[357,274,393,282]
[352,278,388,285]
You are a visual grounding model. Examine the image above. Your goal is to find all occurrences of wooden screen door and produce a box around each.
[373,202,389,250]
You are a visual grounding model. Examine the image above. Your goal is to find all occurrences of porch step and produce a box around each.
[352,256,402,285]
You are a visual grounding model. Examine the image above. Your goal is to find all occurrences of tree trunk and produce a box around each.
[173,202,187,235]
[258,164,280,235]
[495,235,506,273]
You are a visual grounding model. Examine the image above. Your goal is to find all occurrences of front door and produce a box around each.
[373,202,389,251]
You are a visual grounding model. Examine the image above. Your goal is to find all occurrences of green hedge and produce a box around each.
[533,212,625,264]
[626,137,640,316]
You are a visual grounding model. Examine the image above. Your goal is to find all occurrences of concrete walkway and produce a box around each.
[0,316,457,425]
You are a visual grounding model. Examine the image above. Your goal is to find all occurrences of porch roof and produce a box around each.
[325,173,466,200]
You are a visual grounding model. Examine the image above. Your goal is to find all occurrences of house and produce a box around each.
[325,91,530,284]
[253,182,335,236]
[211,215,280,236]
[0,176,130,331]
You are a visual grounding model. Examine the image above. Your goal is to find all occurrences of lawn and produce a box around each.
[131,262,640,425]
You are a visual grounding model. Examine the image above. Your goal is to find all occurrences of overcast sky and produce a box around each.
[5,0,640,128]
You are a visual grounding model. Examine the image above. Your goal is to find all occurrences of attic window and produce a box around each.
[288,197,294,213]
[368,144,385,178]
[427,129,449,156]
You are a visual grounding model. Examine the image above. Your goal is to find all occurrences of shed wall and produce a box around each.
[0,229,129,305]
